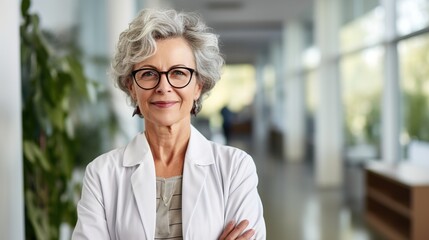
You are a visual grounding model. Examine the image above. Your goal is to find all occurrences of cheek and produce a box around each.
[134,89,152,107]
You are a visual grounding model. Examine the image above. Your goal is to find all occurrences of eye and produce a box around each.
[171,69,186,76]
[170,68,191,79]
[136,69,158,80]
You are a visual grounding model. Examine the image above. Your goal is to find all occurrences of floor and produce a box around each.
[226,133,384,240]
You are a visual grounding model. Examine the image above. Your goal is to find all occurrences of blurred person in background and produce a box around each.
[72,9,265,240]
[221,105,234,145]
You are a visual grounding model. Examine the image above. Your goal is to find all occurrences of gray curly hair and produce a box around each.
[111,8,224,115]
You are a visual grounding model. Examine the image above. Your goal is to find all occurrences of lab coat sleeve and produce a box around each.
[224,154,266,240]
[72,161,111,240]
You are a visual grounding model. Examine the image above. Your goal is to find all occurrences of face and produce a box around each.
[129,37,202,128]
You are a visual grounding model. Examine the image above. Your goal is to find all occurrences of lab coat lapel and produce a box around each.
[124,133,156,239]
[182,126,214,236]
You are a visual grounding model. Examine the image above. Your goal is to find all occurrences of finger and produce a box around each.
[224,220,250,240]
[235,219,250,232]
[218,220,236,239]
[236,229,255,240]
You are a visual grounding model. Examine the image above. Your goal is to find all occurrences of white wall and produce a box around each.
[0,1,25,239]
[31,0,77,32]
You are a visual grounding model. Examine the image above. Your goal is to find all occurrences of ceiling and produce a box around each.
[32,0,314,64]
[165,0,314,64]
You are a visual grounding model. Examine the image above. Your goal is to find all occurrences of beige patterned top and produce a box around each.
[155,176,183,240]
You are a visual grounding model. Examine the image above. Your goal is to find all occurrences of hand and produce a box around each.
[218,220,255,240]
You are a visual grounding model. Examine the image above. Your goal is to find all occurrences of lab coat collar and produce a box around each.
[123,132,150,167]
[186,125,215,166]
[121,132,156,238]
[122,125,215,167]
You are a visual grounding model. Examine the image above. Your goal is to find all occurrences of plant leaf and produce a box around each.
[23,140,37,164]
[21,0,30,17]
[23,140,51,171]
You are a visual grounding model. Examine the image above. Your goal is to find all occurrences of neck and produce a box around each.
[144,123,191,166]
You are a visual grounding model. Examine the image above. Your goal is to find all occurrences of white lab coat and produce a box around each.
[72,126,266,240]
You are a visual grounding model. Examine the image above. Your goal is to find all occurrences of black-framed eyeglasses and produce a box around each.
[131,67,196,90]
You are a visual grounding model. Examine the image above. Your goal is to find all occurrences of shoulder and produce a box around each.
[210,141,251,163]
[208,141,256,177]
[190,125,255,170]
[84,146,126,178]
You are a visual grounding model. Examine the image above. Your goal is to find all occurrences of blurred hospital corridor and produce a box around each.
[200,127,382,240]
[2,0,429,239]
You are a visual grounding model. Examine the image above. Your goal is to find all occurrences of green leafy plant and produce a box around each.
[402,38,429,143]
[20,0,93,238]
[404,84,429,142]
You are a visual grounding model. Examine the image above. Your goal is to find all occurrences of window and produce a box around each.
[341,47,384,159]
[340,0,383,52]
[397,0,429,36]
[399,34,429,157]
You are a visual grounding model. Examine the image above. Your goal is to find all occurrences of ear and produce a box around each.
[194,82,203,100]
[127,78,136,100]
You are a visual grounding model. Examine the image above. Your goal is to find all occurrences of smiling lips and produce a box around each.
[151,101,178,108]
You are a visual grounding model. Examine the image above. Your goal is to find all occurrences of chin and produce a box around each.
[151,114,191,128]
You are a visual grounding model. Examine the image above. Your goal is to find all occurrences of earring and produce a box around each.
[132,106,143,118]
[191,100,200,116]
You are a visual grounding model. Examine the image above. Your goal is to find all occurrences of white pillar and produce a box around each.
[106,0,140,146]
[0,1,25,239]
[283,22,306,162]
[314,0,343,187]
[253,55,268,158]
[381,0,400,163]
[269,40,285,133]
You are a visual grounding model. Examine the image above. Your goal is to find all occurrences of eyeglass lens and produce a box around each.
[133,67,193,89]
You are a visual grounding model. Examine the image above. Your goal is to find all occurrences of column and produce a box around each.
[269,40,285,134]
[283,21,306,162]
[381,0,400,163]
[314,0,343,187]
[106,0,140,146]
[0,1,25,239]
[253,54,268,158]
[267,40,286,157]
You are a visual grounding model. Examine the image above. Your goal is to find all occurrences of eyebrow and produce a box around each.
[134,64,190,71]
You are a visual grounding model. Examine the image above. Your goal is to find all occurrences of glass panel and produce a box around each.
[341,0,380,25]
[341,47,384,161]
[340,0,383,51]
[397,0,429,36]
[201,64,256,129]
[399,34,429,160]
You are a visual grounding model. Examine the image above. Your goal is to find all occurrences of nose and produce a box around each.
[155,73,172,93]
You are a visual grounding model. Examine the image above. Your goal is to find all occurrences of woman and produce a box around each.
[72,8,265,240]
